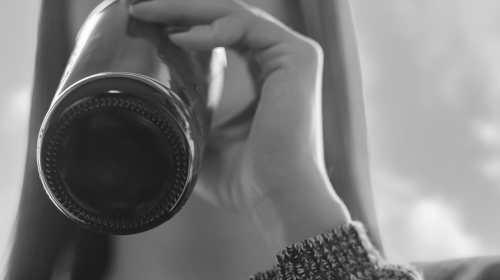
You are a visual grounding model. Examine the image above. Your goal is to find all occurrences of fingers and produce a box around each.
[129,0,325,159]
[167,15,243,51]
[129,0,298,51]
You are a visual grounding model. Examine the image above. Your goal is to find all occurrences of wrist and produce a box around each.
[251,169,351,253]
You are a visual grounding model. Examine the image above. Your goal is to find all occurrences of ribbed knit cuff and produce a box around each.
[248,222,422,280]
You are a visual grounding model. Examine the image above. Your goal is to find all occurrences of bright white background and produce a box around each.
[2,0,500,271]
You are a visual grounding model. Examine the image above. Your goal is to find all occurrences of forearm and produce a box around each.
[251,165,351,253]
[250,166,421,279]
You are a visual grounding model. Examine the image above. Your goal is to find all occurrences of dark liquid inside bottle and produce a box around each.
[57,107,175,218]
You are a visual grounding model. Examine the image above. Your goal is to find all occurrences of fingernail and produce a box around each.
[166,26,190,34]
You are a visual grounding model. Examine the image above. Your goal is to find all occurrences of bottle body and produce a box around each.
[37,0,225,234]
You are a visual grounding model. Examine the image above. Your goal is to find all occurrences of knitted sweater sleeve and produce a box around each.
[246,222,423,280]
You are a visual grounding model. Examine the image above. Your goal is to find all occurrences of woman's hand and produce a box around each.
[129,0,350,251]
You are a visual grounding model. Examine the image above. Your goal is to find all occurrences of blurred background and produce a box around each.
[2,0,500,274]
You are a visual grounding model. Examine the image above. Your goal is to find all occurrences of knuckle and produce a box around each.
[288,37,323,66]
[299,38,324,60]
[229,0,265,26]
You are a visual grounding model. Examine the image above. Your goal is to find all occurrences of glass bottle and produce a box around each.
[37,0,225,234]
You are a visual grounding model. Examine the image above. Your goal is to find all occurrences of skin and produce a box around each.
[127,0,351,250]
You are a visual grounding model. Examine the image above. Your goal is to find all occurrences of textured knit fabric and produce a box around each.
[247,222,423,280]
